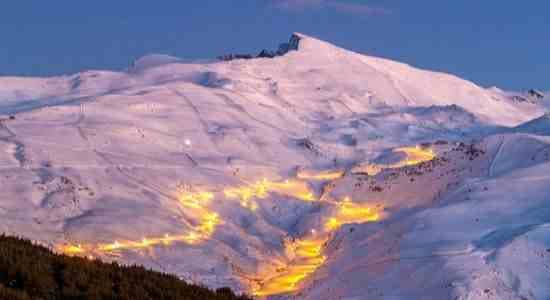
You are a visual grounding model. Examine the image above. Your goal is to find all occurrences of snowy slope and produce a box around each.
[300,134,550,300]
[512,112,550,136]
[0,33,549,299]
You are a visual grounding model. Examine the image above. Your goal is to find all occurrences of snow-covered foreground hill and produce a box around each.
[1,33,549,299]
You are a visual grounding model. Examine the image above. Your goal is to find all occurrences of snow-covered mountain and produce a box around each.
[1,33,549,299]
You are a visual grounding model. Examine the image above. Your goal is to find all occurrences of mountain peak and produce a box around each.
[217,32,337,61]
[282,32,344,56]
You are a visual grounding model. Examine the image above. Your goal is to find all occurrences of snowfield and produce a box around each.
[1,33,549,299]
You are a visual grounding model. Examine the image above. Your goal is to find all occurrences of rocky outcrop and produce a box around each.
[528,89,545,100]
[217,33,302,61]
[511,89,545,103]
[276,33,301,55]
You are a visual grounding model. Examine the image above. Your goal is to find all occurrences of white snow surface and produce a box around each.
[0,33,549,299]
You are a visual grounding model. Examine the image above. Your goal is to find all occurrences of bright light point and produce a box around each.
[184,139,191,146]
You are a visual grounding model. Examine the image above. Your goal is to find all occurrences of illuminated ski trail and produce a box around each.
[296,169,344,181]
[59,190,221,255]
[324,197,381,231]
[252,236,328,297]
[359,146,436,175]
[252,196,382,297]
[58,178,317,255]
[58,145,435,298]
[251,147,435,297]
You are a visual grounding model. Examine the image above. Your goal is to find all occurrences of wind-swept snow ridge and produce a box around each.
[0,33,549,299]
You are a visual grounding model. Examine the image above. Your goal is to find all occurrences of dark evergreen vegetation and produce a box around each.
[0,235,250,300]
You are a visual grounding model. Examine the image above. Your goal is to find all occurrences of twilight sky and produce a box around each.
[0,1,548,90]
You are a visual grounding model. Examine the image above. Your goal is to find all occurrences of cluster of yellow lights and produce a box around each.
[364,146,436,175]
[253,196,382,297]
[224,178,315,210]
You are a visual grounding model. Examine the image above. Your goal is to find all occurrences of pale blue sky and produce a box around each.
[1,1,548,90]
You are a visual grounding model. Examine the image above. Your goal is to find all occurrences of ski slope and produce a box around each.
[0,33,549,299]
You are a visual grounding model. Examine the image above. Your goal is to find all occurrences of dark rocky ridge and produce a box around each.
[217,33,302,61]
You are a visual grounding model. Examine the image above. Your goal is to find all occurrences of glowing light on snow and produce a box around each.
[58,171,381,297]
[59,190,221,255]
[253,196,382,296]
[253,236,328,297]
[190,211,220,244]
[184,139,192,146]
[395,146,436,167]
[63,214,221,254]
[59,178,317,256]
[361,146,436,175]
[324,197,381,231]
[59,244,85,255]
[224,178,315,208]
[178,191,214,209]
[296,169,344,181]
